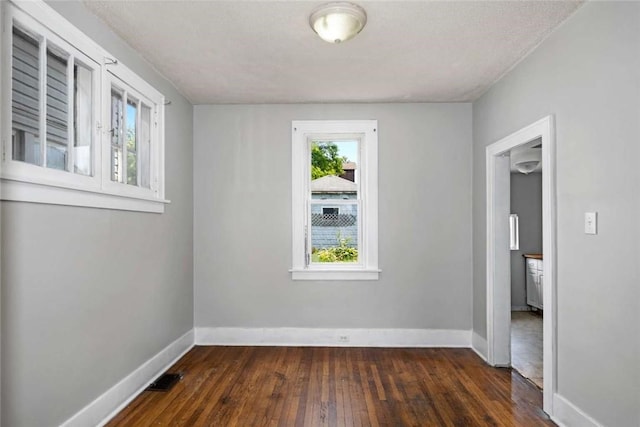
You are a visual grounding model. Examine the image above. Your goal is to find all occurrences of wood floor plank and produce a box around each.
[107,346,556,427]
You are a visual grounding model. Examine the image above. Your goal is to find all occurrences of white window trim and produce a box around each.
[0,0,169,213]
[290,120,380,281]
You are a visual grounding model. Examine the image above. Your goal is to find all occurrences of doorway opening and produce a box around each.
[485,116,556,415]
[509,142,543,389]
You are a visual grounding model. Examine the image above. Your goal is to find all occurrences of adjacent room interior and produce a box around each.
[509,141,544,389]
[1,1,639,426]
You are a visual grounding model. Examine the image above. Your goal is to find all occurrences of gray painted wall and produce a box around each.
[194,104,472,330]
[1,2,194,426]
[472,2,640,426]
[510,173,542,309]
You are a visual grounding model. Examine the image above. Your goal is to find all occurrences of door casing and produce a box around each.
[485,115,557,415]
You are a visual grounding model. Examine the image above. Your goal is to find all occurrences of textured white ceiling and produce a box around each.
[83,1,583,104]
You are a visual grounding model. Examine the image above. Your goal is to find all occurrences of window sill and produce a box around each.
[0,178,170,213]
[289,269,380,281]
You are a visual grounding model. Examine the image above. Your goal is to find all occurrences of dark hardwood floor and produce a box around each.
[107,346,554,426]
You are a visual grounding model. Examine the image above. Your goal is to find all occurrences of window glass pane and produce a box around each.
[111,88,124,182]
[309,140,359,263]
[126,99,137,186]
[46,47,68,170]
[309,140,358,199]
[310,202,358,263]
[12,27,41,165]
[74,62,92,175]
[140,104,151,189]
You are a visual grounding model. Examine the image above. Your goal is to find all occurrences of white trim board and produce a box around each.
[471,331,488,362]
[195,327,471,348]
[551,393,603,427]
[61,330,194,427]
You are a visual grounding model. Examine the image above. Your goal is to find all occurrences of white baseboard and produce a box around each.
[61,330,194,427]
[471,331,488,362]
[511,305,531,311]
[195,327,471,347]
[551,393,602,427]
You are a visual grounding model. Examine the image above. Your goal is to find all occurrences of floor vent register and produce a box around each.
[146,373,183,392]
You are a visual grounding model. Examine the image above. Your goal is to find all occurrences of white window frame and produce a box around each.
[291,120,379,280]
[102,68,164,201]
[0,0,168,213]
[509,213,520,251]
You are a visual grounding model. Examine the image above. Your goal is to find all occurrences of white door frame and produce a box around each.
[486,115,557,414]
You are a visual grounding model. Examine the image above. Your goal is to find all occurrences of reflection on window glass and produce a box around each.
[111,89,123,182]
[126,100,137,186]
[12,27,41,166]
[46,47,68,170]
[74,62,92,175]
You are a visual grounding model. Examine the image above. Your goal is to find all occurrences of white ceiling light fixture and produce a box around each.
[511,147,542,174]
[309,2,367,44]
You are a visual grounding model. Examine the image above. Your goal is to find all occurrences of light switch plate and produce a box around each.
[585,212,597,235]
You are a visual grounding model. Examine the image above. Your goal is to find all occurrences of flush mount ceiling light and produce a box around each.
[309,2,367,44]
[511,147,542,174]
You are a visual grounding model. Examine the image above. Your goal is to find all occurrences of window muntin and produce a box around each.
[291,120,379,280]
[2,1,167,212]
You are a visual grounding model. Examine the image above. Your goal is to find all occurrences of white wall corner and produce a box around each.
[195,327,472,348]
[551,393,603,427]
[471,331,488,362]
[61,329,195,427]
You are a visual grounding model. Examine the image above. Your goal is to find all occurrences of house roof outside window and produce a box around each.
[311,175,357,194]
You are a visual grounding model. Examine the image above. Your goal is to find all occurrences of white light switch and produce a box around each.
[585,212,597,235]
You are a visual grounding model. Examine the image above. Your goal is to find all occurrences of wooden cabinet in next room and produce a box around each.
[524,254,543,310]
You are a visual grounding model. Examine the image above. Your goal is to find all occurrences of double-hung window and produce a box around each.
[1,0,167,212]
[291,120,379,280]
